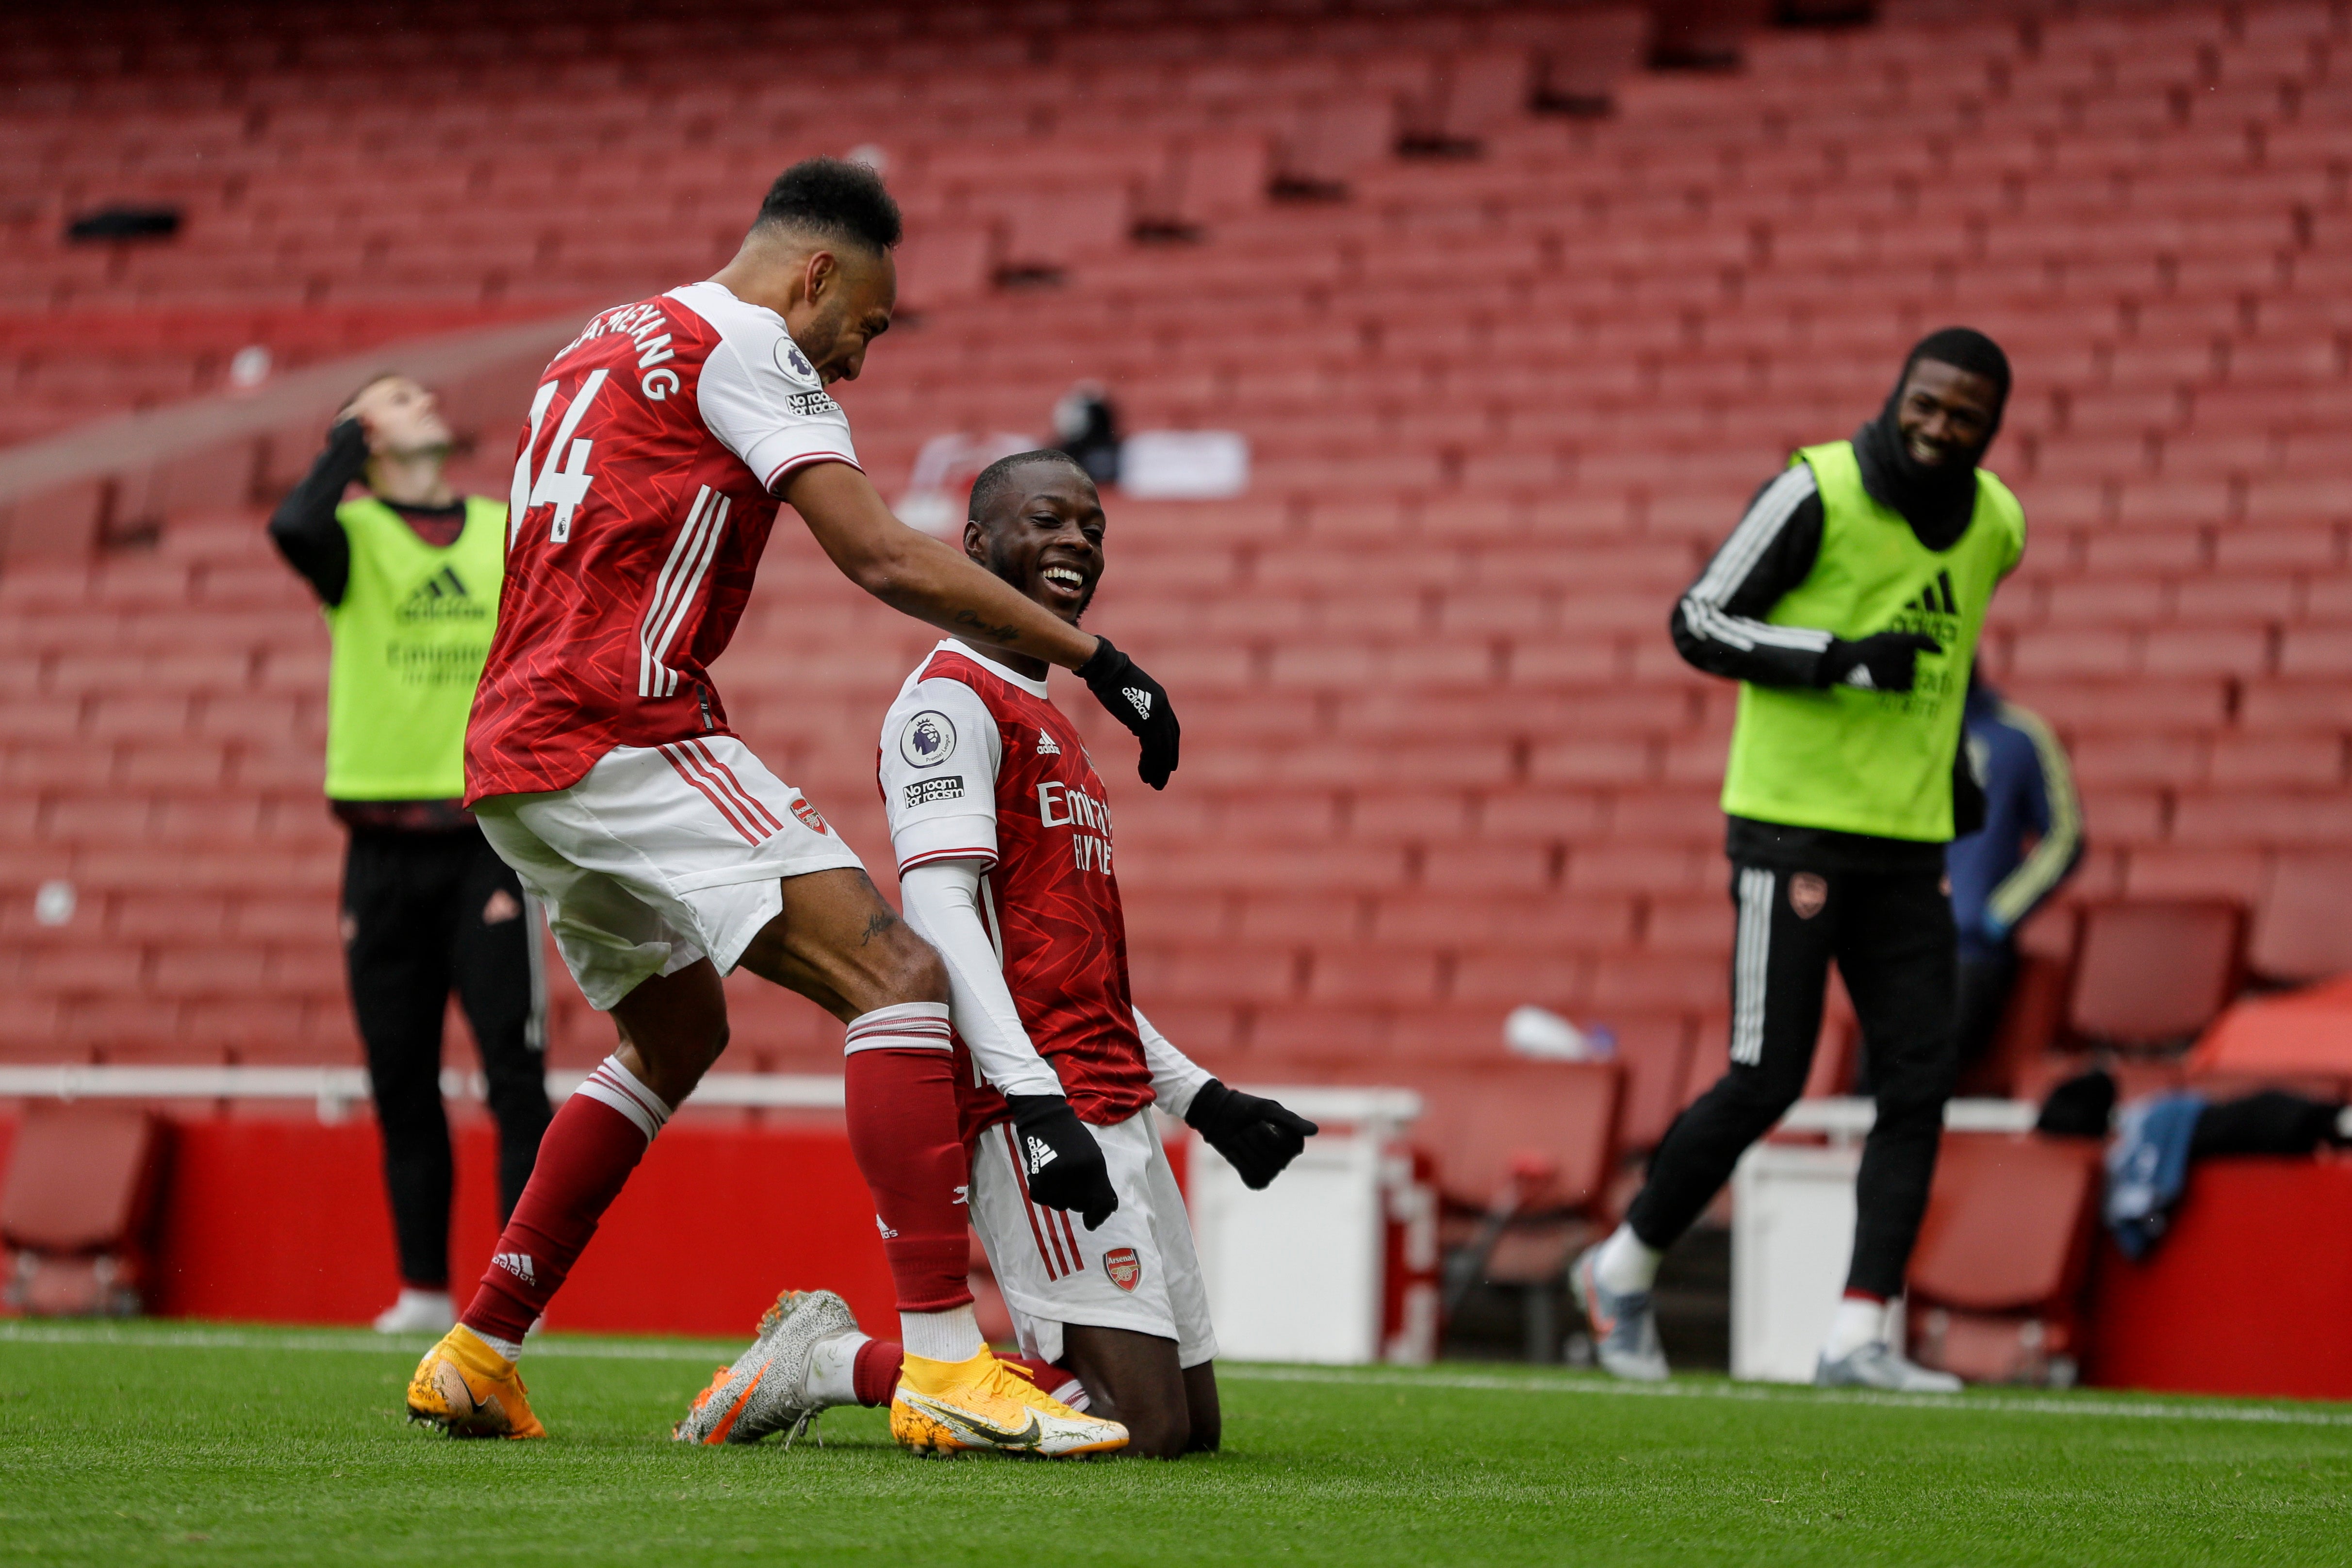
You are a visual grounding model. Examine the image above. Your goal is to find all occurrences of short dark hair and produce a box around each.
[968,449,1092,524]
[754,158,903,251]
[337,370,404,414]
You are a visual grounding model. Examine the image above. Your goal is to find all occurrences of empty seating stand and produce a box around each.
[0,0,2348,1228]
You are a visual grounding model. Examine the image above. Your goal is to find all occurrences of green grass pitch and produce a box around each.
[3,1322,2347,1566]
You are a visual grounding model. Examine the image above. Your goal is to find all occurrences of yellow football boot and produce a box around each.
[889,1348,1126,1458]
[406,1325,546,1439]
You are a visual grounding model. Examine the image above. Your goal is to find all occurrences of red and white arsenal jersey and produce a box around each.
[465,281,859,803]
[879,642,1151,1127]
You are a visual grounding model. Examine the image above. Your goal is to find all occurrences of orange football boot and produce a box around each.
[406,1325,546,1439]
[890,1347,1126,1458]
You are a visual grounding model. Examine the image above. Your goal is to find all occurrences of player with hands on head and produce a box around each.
[674,451,1314,1461]
[406,159,1182,1456]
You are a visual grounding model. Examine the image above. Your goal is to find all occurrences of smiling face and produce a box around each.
[965,458,1105,627]
[782,244,896,385]
[1893,358,2002,470]
[342,375,451,457]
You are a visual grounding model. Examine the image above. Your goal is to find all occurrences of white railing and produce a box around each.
[0,1065,844,1121]
[0,1066,1418,1132]
[1777,1095,2040,1143]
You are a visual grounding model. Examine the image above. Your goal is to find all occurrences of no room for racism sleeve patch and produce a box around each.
[904,776,965,808]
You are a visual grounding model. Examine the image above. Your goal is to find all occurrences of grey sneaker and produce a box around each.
[1813,1340,1963,1392]
[673,1288,860,1445]
[1570,1243,1669,1382]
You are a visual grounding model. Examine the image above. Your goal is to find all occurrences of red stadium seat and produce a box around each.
[2066,899,2248,1050]
[2248,854,2352,984]
[1904,1132,2103,1386]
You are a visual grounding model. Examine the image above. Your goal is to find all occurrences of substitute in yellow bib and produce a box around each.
[269,374,550,1335]
[1571,329,2023,1393]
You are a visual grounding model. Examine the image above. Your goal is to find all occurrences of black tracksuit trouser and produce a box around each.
[343,825,552,1290]
[1625,858,1959,1300]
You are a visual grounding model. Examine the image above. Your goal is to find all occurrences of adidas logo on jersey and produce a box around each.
[1026,1135,1058,1174]
[1122,687,1152,719]
[493,1251,536,1285]
[875,1215,900,1239]
[1905,569,1960,617]
[397,564,487,624]
[1035,731,1061,755]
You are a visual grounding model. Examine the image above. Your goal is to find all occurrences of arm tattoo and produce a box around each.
[860,910,898,946]
[951,610,1021,643]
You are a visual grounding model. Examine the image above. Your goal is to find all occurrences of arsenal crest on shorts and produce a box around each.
[1104,1246,1142,1292]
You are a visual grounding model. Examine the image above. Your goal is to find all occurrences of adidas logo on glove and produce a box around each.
[1122,687,1152,719]
[1026,1135,1058,1174]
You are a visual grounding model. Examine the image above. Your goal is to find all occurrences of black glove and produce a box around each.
[323,414,371,470]
[1184,1079,1319,1190]
[1004,1094,1119,1230]
[1075,634,1180,790]
[1820,631,1942,694]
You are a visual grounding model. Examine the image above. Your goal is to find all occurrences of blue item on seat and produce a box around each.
[2103,1092,2208,1260]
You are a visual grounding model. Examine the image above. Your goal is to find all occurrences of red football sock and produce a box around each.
[853,1338,903,1407]
[842,1013,973,1314]
[460,1056,668,1346]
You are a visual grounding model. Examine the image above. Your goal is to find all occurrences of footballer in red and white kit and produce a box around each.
[467,274,866,1004]
[409,161,1183,1459]
[875,450,1320,1458]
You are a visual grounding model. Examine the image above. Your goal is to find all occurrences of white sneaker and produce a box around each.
[674,1288,859,1445]
[1814,1340,1963,1392]
[1569,1244,1669,1381]
[373,1289,456,1335]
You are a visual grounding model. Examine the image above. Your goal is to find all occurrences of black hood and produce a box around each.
[1853,327,2011,550]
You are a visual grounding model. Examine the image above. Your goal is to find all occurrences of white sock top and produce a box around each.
[576,1054,673,1140]
[1823,1296,1890,1361]
[900,1304,984,1363]
[1594,1223,1664,1295]
[804,1331,871,1408]
[458,1323,525,1364]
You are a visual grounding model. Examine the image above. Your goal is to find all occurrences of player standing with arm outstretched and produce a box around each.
[1572,329,2023,1392]
[404,162,1178,1450]
[670,452,1317,1459]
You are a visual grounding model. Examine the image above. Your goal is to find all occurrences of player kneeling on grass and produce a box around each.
[401,163,1184,1452]
[674,452,1317,1459]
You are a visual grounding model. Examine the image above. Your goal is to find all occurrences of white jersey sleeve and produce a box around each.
[669,281,860,495]
[880,673,1003,872]
[1135,1005,1212,1118]
[899,859,1065,1101]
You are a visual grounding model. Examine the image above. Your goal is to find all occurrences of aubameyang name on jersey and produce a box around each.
[561,301,684,400]
[1037,780,1114,875]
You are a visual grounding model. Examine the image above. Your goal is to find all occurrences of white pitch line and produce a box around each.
[5,1322,2349,1429]
[0,1321,731,1364]
[1219,1365,2352,1428]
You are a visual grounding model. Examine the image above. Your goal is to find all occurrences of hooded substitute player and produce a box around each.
[405,163,1180,1456]
[674,452,1318,1460]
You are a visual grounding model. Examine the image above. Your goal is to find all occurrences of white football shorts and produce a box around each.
[969,1109,1217,1369]
[473,736,865,1010]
